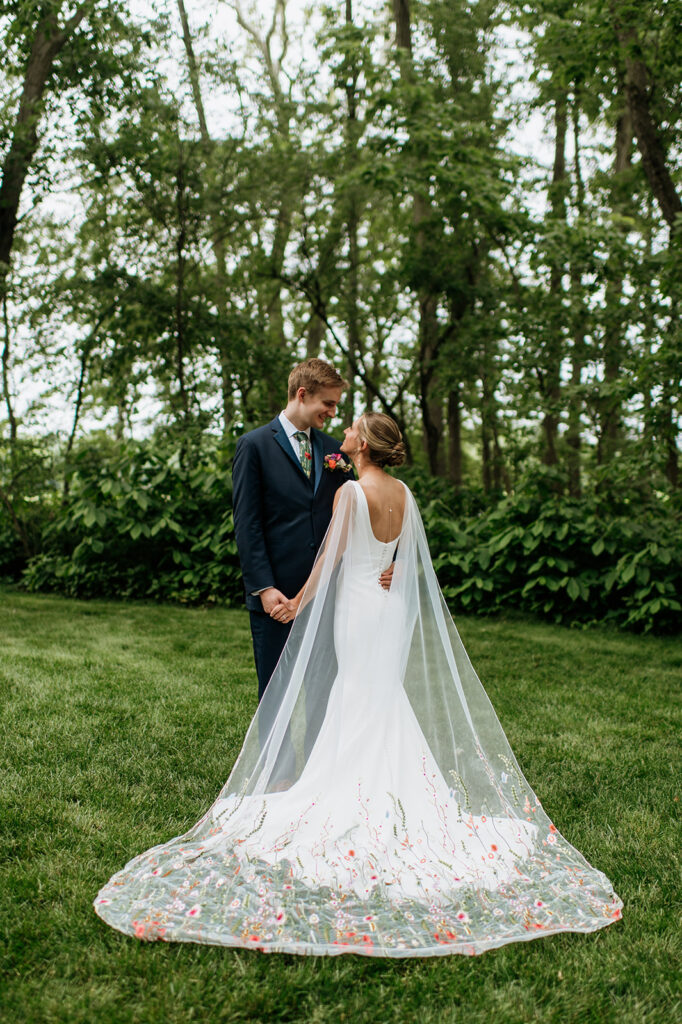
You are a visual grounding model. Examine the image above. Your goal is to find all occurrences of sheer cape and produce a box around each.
[94,480,622,956]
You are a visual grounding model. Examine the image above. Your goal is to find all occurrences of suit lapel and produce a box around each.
[272,419,312,485]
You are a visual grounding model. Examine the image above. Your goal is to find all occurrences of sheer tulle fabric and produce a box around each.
[94,481,622,956]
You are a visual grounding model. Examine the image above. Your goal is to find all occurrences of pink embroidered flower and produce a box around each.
[456,911,470,923]
[187,906,201,917]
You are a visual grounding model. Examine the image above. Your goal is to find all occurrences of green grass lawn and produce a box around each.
[1,588,681,1024]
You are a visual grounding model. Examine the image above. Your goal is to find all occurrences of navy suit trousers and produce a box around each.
[249,609,292,702]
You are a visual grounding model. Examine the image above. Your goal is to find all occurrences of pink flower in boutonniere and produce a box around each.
[324,453,353,473]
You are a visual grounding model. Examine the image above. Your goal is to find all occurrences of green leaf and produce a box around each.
[621,562,636,583]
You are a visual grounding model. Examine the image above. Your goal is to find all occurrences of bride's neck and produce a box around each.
[355,461,383,480]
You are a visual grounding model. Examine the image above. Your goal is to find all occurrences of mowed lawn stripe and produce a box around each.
[1,589,680,1024]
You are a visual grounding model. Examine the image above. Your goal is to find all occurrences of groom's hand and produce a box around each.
[270,598,297,623]
[379,563,395,590]
[260,587,289,614]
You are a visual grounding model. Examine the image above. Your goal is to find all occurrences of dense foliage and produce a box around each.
[1,0,680,633]
[21,441,241,605]
[4,441,677,634]
[427,487,682,634]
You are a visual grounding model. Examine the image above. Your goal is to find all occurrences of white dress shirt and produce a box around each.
[278,410,311,456]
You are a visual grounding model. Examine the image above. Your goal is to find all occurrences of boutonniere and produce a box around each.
[323,453,353,473]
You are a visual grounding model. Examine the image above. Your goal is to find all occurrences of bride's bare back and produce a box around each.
[357,474,406,542]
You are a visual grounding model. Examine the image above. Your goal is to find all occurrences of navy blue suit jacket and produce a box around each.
[232,417,350,612]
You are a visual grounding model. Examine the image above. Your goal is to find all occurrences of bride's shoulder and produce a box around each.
[333,479,358,508]
[357,476,409,507]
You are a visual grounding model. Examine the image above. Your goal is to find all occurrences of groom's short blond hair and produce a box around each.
[288,358,348,399]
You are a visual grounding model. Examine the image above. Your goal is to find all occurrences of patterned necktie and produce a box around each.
[294,430,312,478]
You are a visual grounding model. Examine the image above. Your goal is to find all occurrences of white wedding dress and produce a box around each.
[95,481,622,956]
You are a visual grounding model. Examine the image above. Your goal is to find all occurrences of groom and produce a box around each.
[232,358,351,701]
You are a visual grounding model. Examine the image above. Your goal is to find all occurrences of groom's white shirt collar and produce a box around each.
[279,411,310,456]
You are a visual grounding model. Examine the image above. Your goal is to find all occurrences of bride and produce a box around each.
[94,413,622,956]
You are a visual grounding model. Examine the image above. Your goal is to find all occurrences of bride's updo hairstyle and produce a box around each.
[357,412,406,468]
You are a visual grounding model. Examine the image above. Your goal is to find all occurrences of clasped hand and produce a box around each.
[263,563,395,623]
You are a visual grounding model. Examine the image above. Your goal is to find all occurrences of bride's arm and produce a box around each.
[272,486,350,620]
[291,487,345,614]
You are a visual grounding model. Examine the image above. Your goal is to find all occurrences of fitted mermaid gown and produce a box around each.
[94,481,622,955]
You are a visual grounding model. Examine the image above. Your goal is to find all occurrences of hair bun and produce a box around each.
[386,441,406,467]
[358,412,406,468]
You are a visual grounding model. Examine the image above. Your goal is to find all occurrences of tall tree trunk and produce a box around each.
[447,386,463,489]
[0,3,90,301]
[481,356,510,494]
[63,346,90,500]
[175,150,189,434]
[611,7,682,231]
[661,299,680,489]
[177,0,234,434]
[306,312,326,358]
[541,91,568,473]
[233,0,296,416]
[601,86,633,465]
[661,384,679,489]
[1,294,17,459]
[566,99,586,498]
[393,0,445,476]
[342,0,362,428]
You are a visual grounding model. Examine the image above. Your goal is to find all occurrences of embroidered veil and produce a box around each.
[95,480,622,955]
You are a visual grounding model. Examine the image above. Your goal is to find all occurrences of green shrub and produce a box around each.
[426,491,682,633]
[18,439,682,633]
[23,441,242,605]
[0,437,58,581]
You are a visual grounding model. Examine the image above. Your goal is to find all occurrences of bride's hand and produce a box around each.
[379,563,395,590]
[270,597,298,623]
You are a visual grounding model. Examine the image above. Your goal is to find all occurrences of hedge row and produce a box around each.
[4,444,681,633]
